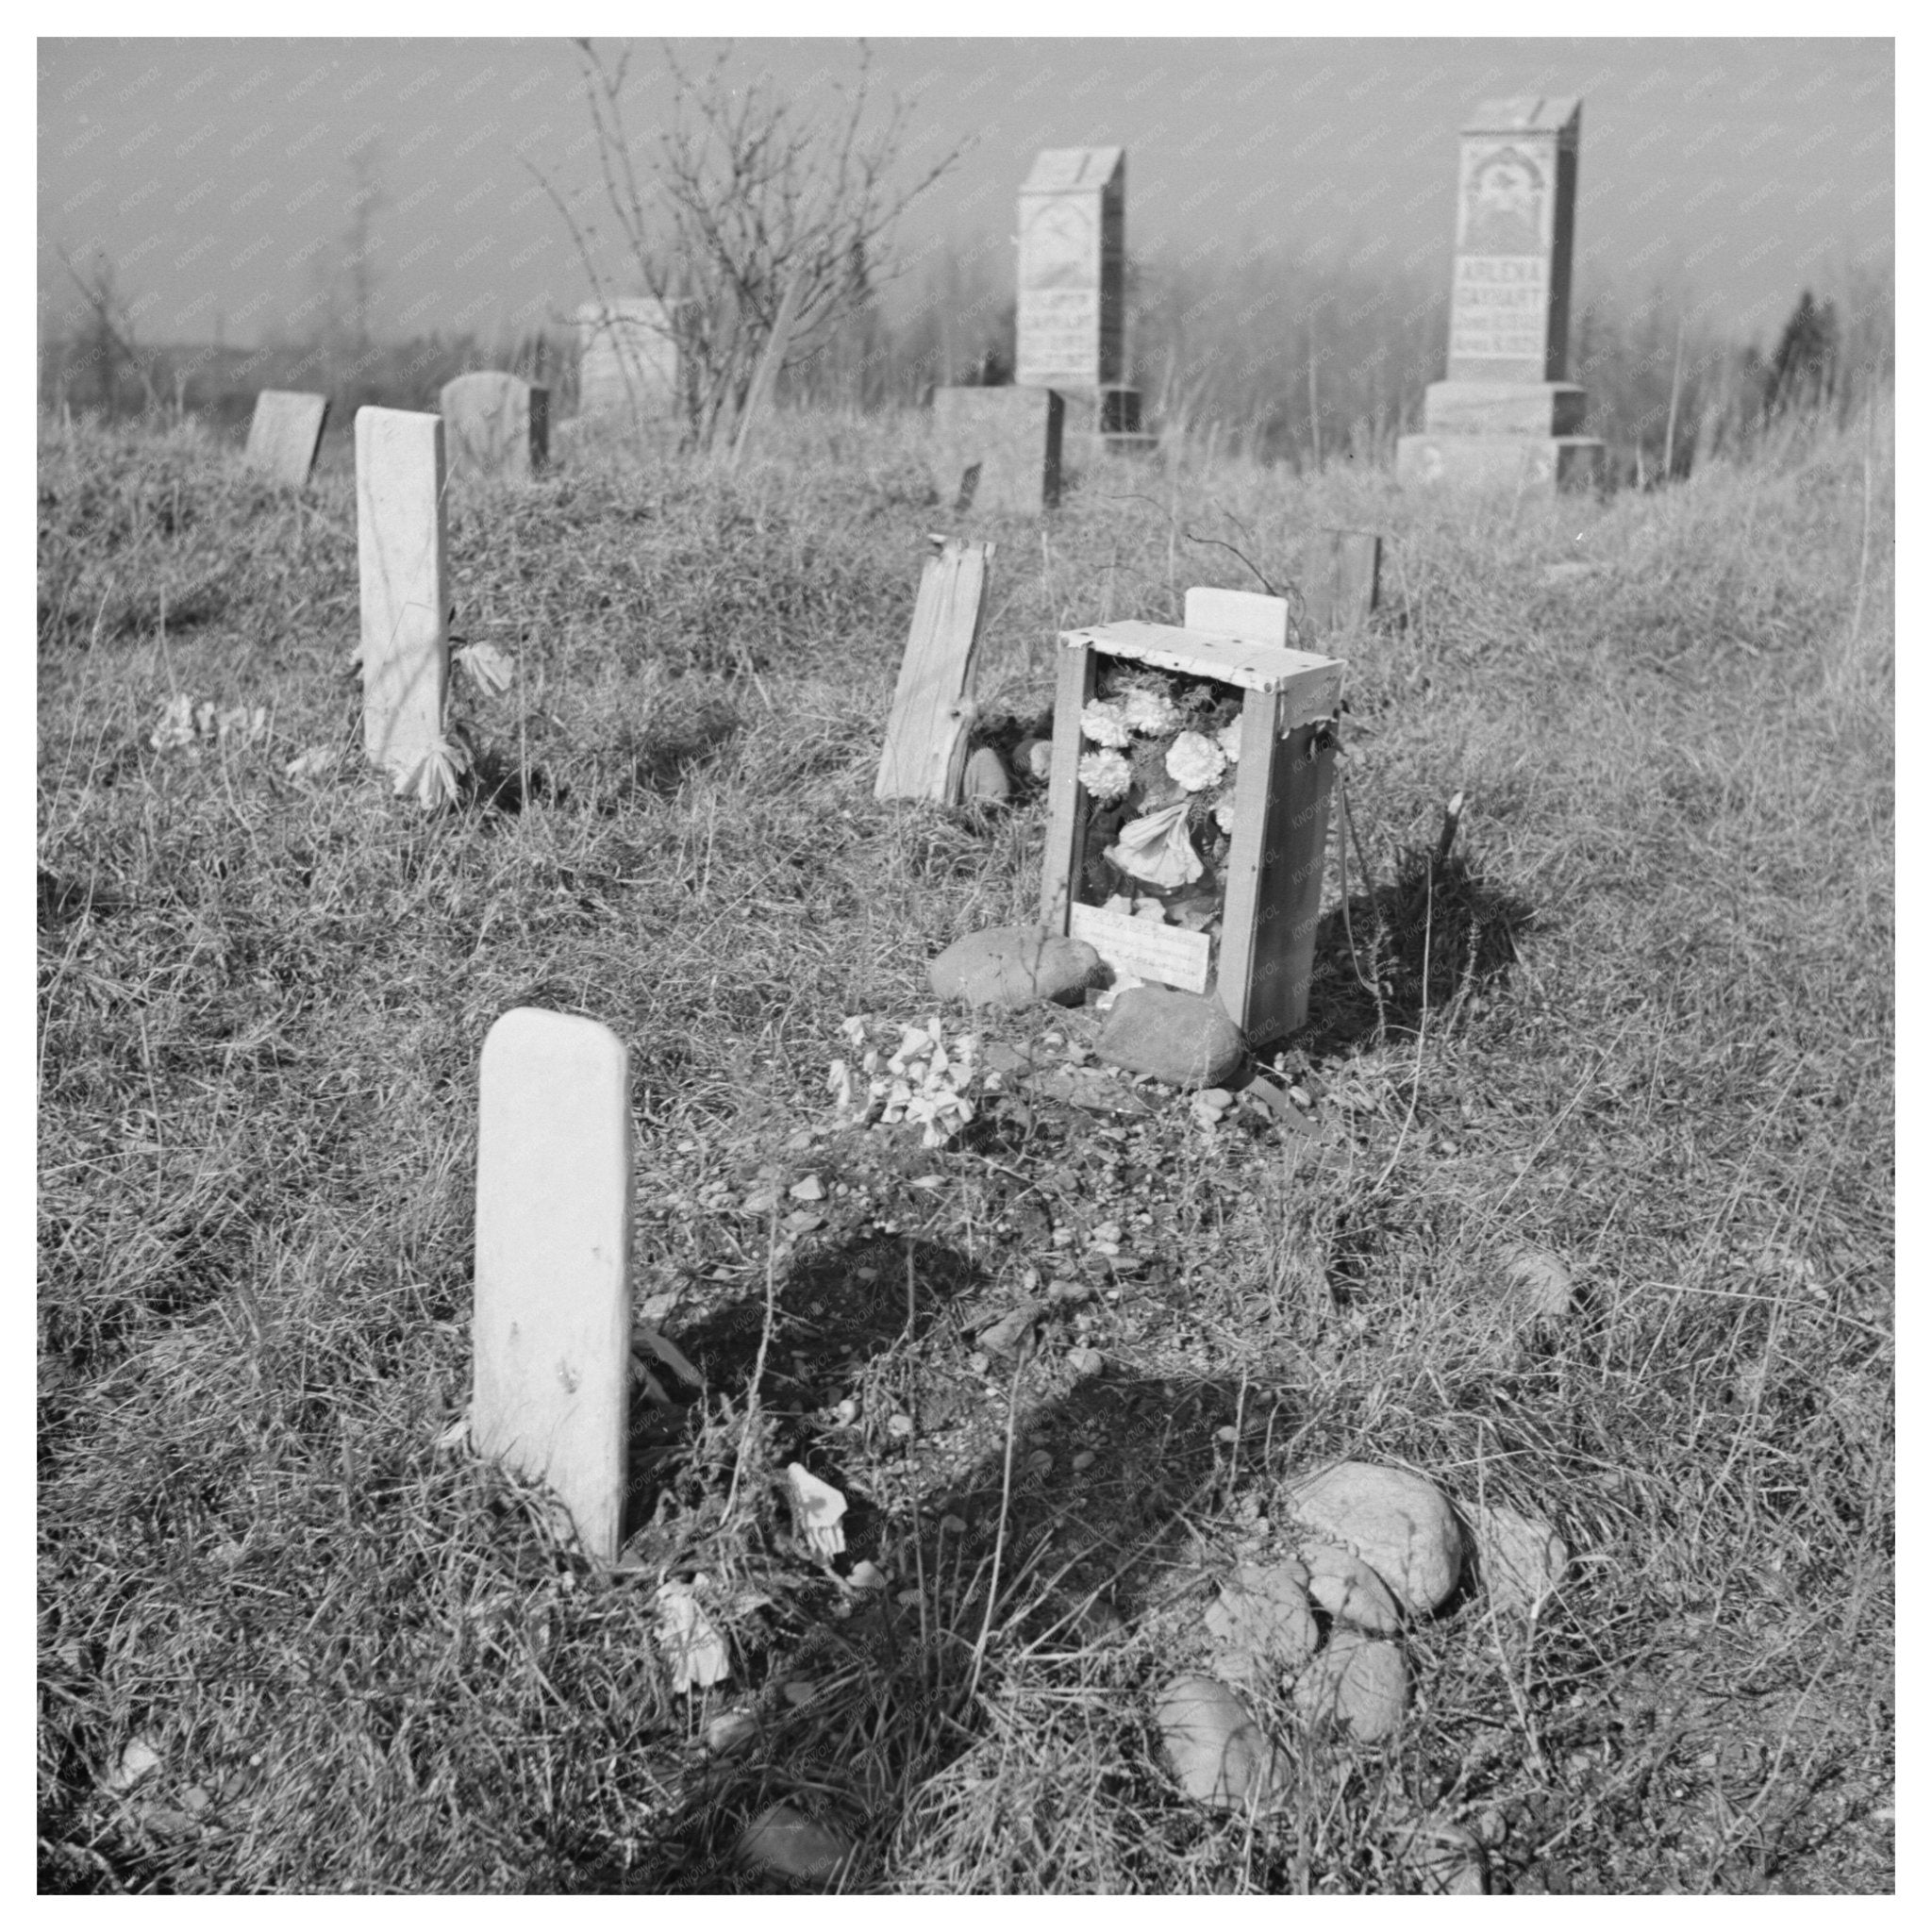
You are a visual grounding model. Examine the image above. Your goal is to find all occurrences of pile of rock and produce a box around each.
[1154,1459,1567,1874]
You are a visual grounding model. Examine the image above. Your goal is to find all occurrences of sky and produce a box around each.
[36,34,1893,356]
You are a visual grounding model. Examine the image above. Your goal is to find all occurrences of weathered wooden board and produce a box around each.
[1037,641,1102,931]
[874,537,996,803]
[1304,529,1383,634]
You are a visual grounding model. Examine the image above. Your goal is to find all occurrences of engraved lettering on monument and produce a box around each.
[1016,147,1124,394]
[1396,95,1602,491]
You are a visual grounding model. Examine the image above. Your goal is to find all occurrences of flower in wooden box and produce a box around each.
[1039,589,1344,1044]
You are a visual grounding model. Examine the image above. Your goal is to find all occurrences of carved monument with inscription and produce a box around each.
[1016,147,1143,450]
[1396,97,1603,491]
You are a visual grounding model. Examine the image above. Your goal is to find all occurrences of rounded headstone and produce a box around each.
[928,924,1099,1008]
[1279,1461,1465,1617]
[1095,986,1246,1090]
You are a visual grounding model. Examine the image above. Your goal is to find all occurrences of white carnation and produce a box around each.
[1079,700,1133,749]
[1166,730,1226,792]
[1121,687,1181,735]
[1078,749,1134,801]
[1216,718,1243,763]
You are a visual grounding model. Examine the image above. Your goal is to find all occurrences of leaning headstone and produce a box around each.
[1396,98,1603,491]
[575,296,681,424]
[929,388,1064,514]
[242,390,328,486]
[356,407,449,783]
[1016,148,1138,444]
[473,1008,632,1565]
[440,371,548,482]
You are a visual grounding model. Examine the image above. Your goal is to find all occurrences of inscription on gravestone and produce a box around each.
[243,390,329,487]
[1446,99,1577,385]
[356,407,449,782]
[1016,148,1124,394]
[474,1008,631,1564]
[440,371,549,481]
[1396,97,1602,491]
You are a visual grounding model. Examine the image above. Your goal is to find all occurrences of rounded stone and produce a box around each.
[738,1801,855,1882]
[1279,1461,1465,1617]
[1203,1560,1320,1682]
[1461,1500,1568,1617]
[1291,1627,1408,1741]
[1299,1541,1404,1634]
[1504,1245,1576,1320]
[1155,1674,1289,1812]
[928,924,1100,1008]
[963,745,1012,801]
[1095,986,1247,1090]
[1391,1815,1490,1893]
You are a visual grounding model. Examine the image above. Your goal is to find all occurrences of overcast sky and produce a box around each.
[37,35,1892,354]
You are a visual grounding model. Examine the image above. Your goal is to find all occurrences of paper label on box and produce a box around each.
[1070,903,1212,994]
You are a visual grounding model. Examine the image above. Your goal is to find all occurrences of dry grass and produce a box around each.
[38,398,1891,1893]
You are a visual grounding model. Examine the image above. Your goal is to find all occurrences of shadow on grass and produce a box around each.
[599,1214,1282,1891]
[1300,844,1537,1058]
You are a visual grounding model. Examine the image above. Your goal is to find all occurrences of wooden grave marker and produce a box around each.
[875,536,996,804]
[357,406,450,784]
[243,390,329,486]
[1305,529,1383,634]
[474,1008,632,1564]
[1041,587,1344,1044]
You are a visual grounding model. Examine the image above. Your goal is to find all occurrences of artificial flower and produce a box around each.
[1121,686,1182,736]
[1216,718,1244,763]
[1106,799,1205,888]
[1078,749,1134,801]
[1166,730,1227,792]
[1212,791,1239,834]
[1079,699,1133,748]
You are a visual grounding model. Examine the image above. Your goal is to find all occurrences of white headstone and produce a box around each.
[356,407,449,782]
[440,371,548,481]
[243,390,329,486]
[473,1008,632,1564]
[575,297,681,422]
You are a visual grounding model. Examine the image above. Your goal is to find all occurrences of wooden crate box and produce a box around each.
[1039,588,1344,1044]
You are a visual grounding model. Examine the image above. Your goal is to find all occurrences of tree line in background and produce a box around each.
[38,240,1893,490]
[40,38,1891,487]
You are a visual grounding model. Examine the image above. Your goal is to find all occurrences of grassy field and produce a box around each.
[38,398,1893,1894]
